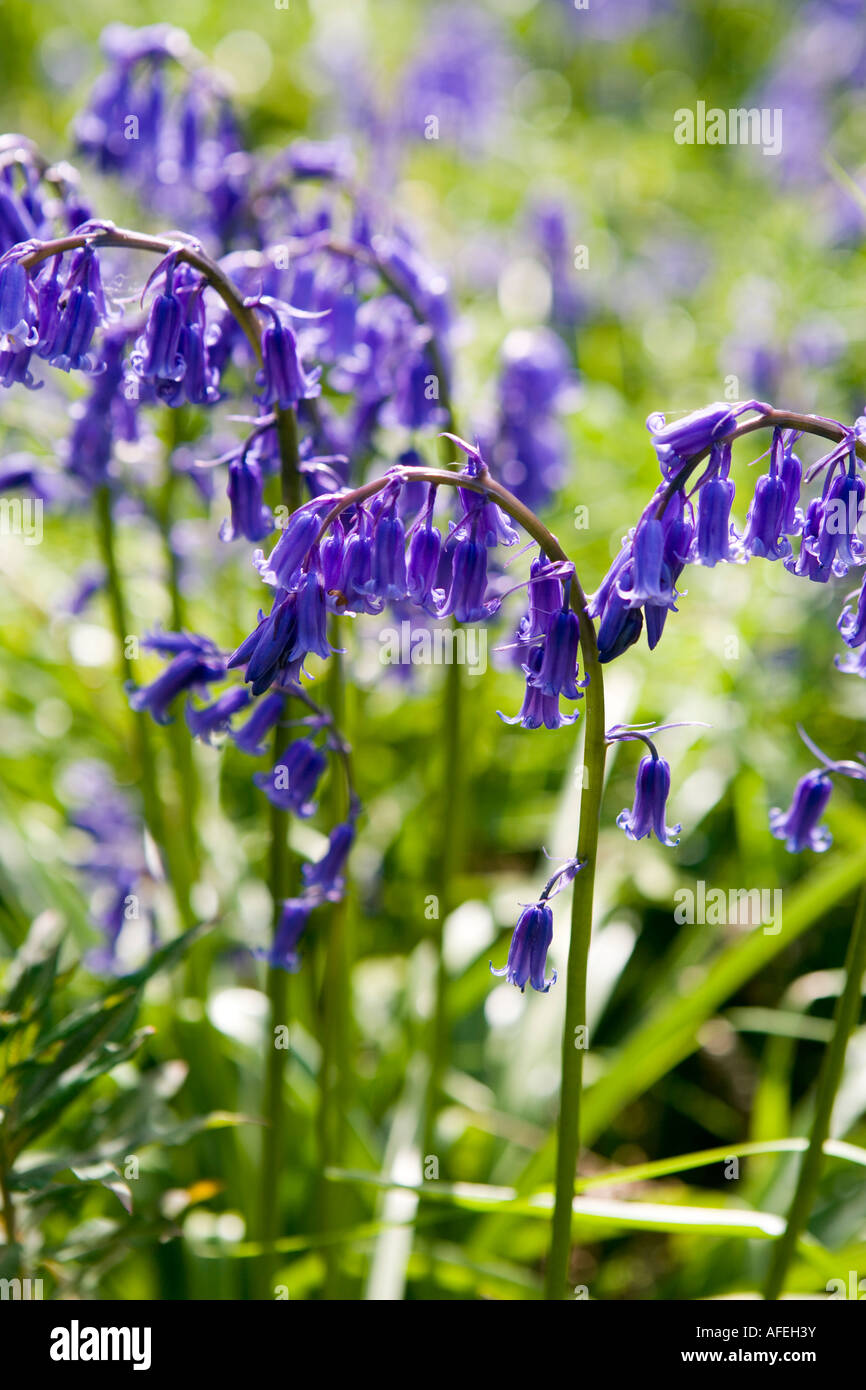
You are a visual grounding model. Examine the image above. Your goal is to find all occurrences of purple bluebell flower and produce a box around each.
[301,818,355,900]
[440,529,492,624]
[838,577,866,648]
[128,647,226,724]
[45,247,105,373]
[616,754,681,847]
[692,442,737,567]
[292,569,331,662]
[647,400,768,477]
[231,691,285,756]
[742,470,791,561]
[365,499,408,603]
[522,555,565,639]
[255,897,314,972]
[809,455,864,575]
[0,345,40,390]
[253,299,322,410]
[232,594,300,697]
[589,550,644,663]
[407,518,444,612]
[142,627,220,658]
[261,502,328,589]
[491,902,556,994]
[132,259,185,383]
[0,257,38,351]
[529,607,586,700]
[499,645,579,730]
[185,687,250,743]
[220,452,273,543]
[769,770,833,853]
[253,738,327,817]
[785,499,833,583]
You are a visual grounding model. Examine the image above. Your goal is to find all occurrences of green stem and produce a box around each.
[94,486,195,923]
[763,880,866,1300]
[423,648,463,1160]
[0,1147,17,1250]
[257,406,302,1297]
[544,613,607,1300]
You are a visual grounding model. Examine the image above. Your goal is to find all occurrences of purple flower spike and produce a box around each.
[301,819,355,901]
[616,754,681,847]
[231,691,285,756]
[253,738,327,818]
[255,897,314,973]
[769,770,833,853]
[491,902,556,993]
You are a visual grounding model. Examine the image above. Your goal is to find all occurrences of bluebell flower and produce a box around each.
[808,455,864,575]
[742,471,791,560]
[220,452,273,543]
[440,530,492,623]
[365,494,409,603]
[522,555,565,639]
[785,499,833,583]
[301,818,355,900]
[589,551,644,662]
[254,300,321,410]
[255,897,314,973]
[292,570,331,662]
[692,442,737,567]
[529,607,586,700]
[769,770,833,853]
[142,627,221,658]
[232,594,301,696]
[185,687,250,743]
[647,400,768,477]
[838,577,866,648]
[261,503,328,590]
[0,257,38,351]
[132,260,185,383]
[499,646,579,730]
[128,647,226,724]
[491,902,556,993]
[407,520,443,612]
[46,246,105,373]
[616,754,681,846]
[253,738,327,817]
[231,691,285,756]
[0,346,40,391]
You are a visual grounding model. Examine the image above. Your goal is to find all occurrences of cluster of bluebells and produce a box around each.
[4,25,864,1002]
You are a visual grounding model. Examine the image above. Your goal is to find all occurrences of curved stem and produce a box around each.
[544,605,607,1299]
[763,880,866,1299]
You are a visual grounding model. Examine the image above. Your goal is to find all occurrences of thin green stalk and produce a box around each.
[94,485,195,924]
[763,880,866,1300]
[423,648,463,1160]
[256,405,302,1298]
[318,631,352,1296]
[544,621,607,1301]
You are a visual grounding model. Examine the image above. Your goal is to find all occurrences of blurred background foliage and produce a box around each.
[0,0,865,1299]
